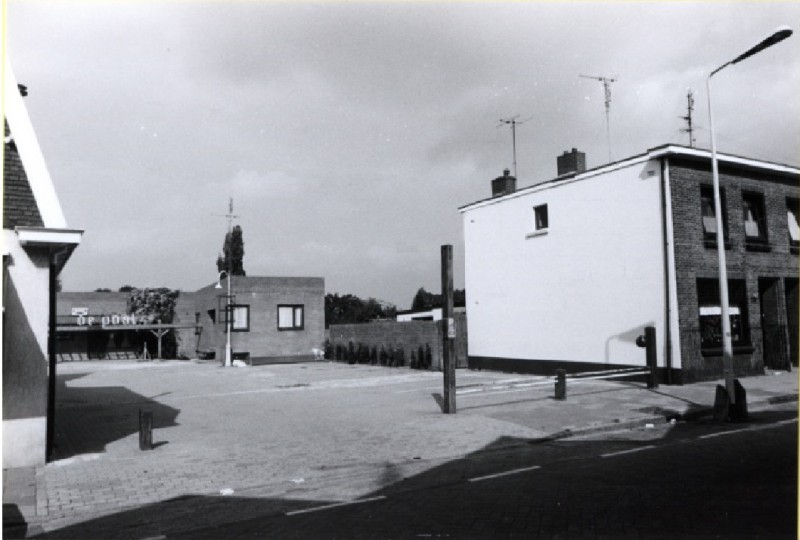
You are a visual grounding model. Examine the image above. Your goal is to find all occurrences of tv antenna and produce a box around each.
[679,89,696,147]
[580,74,617,162]
[497,115,532,178]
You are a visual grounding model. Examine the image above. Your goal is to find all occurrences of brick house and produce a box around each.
[56,276,326,365]
[3,60,82,467]
[460,144,798,384]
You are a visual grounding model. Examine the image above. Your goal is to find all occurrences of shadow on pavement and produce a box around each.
[32,407,797,539]
[52,373,180,460]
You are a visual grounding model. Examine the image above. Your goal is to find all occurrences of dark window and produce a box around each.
[742,191,769,250]
[534,204,548,231]
[697,278,751,351]
[207,309,216,324]
[700,185,728,246]
[787,198,799,250]
[195,312,202,335]
[278,305,304,331]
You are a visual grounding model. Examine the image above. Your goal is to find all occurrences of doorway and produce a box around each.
[785,278,798,368]
[759,278,789,370]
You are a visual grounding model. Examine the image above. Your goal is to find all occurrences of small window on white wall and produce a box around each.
[534,204,548,231]
[278,305,304,331]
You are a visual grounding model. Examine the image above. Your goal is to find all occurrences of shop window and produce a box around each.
[697,278,751,354]
[742,191,769,251]
[278,305,304,331]
[787,198,799,252]
[700,185,728,247]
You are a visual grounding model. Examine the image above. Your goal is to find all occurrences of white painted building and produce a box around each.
[460,145,799,383]
[3,58,82,467]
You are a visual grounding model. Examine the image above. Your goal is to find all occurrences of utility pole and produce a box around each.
[498,116,531,178]
[680,89,696,147]
[580,74,617,162]
[441,244,456,414]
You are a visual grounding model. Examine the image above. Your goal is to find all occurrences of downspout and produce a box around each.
[660,158,673,384]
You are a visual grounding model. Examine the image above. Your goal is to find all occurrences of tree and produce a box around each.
[325,293,397,328]
[127,288,180,358]
[94,288,112,293]
[118,285,136,292]
[216,225,245,276]
[410,287,466,312]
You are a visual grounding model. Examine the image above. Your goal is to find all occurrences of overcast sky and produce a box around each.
[5,1,800,308]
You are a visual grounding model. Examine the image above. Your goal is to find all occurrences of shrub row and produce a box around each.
[324,340,432,370]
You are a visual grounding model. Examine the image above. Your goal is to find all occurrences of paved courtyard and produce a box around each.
[4,359,797,538]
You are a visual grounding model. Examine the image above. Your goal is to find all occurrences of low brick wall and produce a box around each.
[327,314,467,370]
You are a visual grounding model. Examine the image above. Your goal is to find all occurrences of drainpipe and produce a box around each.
[660,158,673,384]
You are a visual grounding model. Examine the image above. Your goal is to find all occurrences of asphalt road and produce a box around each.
[41,404,797,539]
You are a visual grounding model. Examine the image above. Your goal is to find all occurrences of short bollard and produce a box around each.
[139,409,153,451]
[554,369,566,400]
[636,326,659,389]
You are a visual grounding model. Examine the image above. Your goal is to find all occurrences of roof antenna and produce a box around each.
[580,74,617,162]
[497,115,532,178]
[679,89,696,147]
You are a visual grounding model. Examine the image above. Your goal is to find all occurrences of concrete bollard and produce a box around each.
[139,409,153,450]
[730,379,748,421]
[555,369,566,400]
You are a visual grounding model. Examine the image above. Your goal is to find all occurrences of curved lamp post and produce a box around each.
[706,26,792,402]
[215,270,232,367]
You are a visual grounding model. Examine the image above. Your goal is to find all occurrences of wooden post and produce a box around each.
[555,369,566,400]
[139,409,153,450]
[441,245,456,414]
[645,326,659,389]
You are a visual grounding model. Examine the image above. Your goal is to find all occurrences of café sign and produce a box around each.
[76,313,158,328]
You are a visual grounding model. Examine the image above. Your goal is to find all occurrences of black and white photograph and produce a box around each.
[3,1,799,538]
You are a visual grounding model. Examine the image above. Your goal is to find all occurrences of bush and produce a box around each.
[379,346,388,366]
[324,340,333,360]
[396,347,405,367]
[348,341,356,364]
[424,344,432,370]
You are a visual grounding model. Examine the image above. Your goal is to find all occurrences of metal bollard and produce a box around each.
[636,326,659,389]
[139,409,153,450]
[554,369,566,400]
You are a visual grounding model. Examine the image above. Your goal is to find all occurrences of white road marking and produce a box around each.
[468,465,541,482]
[699,418,797,439]
[600,445,657,458]
[285,496,387,516]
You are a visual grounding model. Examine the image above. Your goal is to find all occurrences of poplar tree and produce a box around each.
[216,225,246,276]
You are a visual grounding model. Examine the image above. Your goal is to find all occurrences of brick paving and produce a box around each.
[2,360,797,538]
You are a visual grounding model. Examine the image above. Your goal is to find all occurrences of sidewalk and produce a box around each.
[2,361,797,538]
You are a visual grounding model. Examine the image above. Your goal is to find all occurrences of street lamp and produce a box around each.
[706,26,792,403]
[216,270,232,367]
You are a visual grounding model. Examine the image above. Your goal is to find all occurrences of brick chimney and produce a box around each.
[491,168,516,197]
[557,148,586,176]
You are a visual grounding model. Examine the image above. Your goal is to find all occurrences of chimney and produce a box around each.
[491,168,516,197]
[557,148,586,176]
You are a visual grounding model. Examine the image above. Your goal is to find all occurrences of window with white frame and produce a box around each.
[534,204,548,231]
[278,305,304,331]
[742,191,768,247]
[787,198,799,246]
[700,185,728,243]
[231,305,250,332]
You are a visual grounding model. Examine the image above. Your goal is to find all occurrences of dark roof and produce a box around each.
[3,119,44,229]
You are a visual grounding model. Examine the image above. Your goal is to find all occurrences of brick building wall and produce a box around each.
[668,157,798,383]
[194,276,325,364]
[328,313,468,370]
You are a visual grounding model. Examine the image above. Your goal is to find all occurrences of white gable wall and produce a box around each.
[462,158,667,368]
